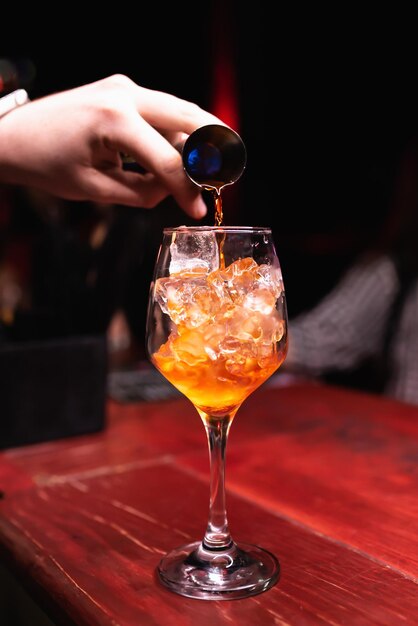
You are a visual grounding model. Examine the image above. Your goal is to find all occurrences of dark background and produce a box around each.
[2,4,418,344]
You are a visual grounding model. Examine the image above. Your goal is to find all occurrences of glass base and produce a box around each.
[157,540,280,600]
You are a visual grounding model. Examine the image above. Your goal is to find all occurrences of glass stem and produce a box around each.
[202,414,235,551]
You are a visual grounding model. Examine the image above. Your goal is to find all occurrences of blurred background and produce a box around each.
[1,3,418,370]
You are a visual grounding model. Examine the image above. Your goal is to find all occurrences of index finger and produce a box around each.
[130,83,227,133]
[107,112,208,218]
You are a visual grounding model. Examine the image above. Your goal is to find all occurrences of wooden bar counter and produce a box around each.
[0,375,417,625]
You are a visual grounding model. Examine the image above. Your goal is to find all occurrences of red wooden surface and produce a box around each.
[1,379,418,625]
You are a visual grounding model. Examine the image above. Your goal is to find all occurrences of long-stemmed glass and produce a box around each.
[146,225,288,599]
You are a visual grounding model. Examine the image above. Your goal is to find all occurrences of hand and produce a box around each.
[0,74,225,218]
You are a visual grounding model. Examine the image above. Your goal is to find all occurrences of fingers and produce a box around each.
[94,75,224,134]
[130,84,226,134]
[104,113,208,218]
[159,130,189,152]
[93,75,222,216]
[86,169,167,207]
[107,170,168,207]
[86,167,207,217]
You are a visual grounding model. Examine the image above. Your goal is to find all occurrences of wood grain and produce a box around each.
[0,464,417,626]
[0,381,418,625]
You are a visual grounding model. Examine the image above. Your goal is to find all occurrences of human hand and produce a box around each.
[0,74,225,218]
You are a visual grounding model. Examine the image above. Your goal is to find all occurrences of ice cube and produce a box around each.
[243,289,277,314]
[155,273,221,328]
[169,230,219,274]
[257,264,283,298]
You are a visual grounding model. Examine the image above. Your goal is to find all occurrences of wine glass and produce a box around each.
[146,225,288,600]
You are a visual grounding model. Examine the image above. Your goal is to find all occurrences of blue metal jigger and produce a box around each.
[182,124,247,191]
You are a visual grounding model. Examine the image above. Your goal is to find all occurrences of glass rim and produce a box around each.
[163,225,272,234]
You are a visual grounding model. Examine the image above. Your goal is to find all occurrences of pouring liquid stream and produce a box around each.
[182,124,247,271]
[205,185,225,269]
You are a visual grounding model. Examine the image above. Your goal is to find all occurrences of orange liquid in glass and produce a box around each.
[152,258,287,417]
[154,335,286,417]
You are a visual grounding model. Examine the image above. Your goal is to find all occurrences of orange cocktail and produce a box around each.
[152,257,287,417]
